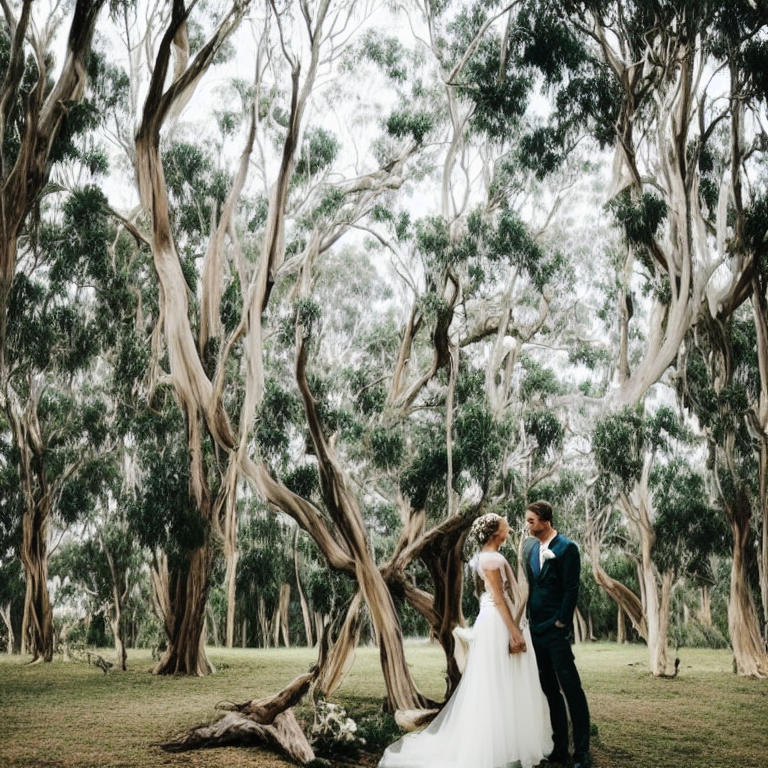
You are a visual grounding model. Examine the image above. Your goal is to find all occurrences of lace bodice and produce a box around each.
[470,551,526,620]
[472,551,514,586]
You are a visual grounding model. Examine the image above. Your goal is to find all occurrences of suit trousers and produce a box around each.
[531,625,590,758]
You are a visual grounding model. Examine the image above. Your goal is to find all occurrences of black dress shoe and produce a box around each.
[541,751,569,766]
[573,754,592,768]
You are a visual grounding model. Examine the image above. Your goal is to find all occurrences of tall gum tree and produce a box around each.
[147,0,576,759]
[130,0,249,676]
[524,0,768,675]
[678,310,768,677]
[7,184,118,663]
[590,407,728,676]
[0,0,107,663]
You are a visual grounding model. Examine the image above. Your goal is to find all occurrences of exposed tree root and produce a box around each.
[160,670,318,763]
[160,709,314,763]
[394,708,440,731]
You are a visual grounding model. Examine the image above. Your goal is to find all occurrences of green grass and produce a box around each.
[1,642,766,767]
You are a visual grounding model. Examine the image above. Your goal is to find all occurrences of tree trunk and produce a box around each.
[224,550,237,648]
[421,531,468,698]
[279,583,291,648]
[207,603,220,647]
[314,592,363,698]
[8,386,53,663]
[585,521,647,640]
[617,604,627,644]
[295,327,429,711]
[1,603,14,654]
[19,493,53,663]
[636,529,676,675]
[727,506,768,677]
[103,536,128,671]
[758,435,768,646]
[697,585,713,627]
[752,285,768,643]
[221,460,239,649]
[272,601,281,648]
[645,569,676,677]
[109,610,127,672]
[151,545,213,676]
[294,530,314,647]
[620,473,678,677]
[258,598,268,648]
[573,608,587,644]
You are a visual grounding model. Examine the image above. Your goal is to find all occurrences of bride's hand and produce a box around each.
[509,630,526,655]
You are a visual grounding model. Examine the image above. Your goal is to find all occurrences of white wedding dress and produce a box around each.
[379,551,553,768]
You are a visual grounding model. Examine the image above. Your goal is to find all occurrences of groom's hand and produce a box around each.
[509,638,526,654]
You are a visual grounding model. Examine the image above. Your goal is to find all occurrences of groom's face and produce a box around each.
[525,510,548,539]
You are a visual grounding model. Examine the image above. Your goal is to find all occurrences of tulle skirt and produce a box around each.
[379,594,553,768]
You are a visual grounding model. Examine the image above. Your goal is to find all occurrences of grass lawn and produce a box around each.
[1,641,766,768]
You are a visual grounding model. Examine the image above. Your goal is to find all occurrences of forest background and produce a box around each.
[1,0,768,760]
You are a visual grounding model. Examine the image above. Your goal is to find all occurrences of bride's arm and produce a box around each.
[485,568,526,654]
[502,564,527,625]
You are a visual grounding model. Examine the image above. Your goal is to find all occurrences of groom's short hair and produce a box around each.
[527,500,553,523]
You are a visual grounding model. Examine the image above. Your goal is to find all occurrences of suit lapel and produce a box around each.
[540,534,563,575]
[523,538,536,583]
[531,540,541,578]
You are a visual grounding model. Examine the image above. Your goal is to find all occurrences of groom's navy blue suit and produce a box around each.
[523,534,590,762]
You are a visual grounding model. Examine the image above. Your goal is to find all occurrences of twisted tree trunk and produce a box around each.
[8,388,53,662]
[151,543,214,676]
[0,0,106,664]
[0,603,14,654]
[103,540,128,671]
[20,498,53,663]
[725,492,768,677]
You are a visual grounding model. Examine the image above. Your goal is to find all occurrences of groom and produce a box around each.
[523,500,591,768]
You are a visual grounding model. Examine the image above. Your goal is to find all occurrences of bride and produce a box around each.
[379,513,553,768]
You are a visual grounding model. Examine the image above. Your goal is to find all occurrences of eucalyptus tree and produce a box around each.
[678,309,768,675]
[517,0,768,674]
[51,513,142,670]
[0,0,107,381]
[590,407,729,675]
[0,0,110,663]
[5,182,124,662]
[111,0,430,707]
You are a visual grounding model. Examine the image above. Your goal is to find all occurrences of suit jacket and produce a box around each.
[522,533,580,634]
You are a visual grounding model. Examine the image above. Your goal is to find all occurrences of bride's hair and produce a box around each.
[468,512,504,547]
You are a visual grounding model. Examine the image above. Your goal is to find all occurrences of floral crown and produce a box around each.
[468,512,504,547]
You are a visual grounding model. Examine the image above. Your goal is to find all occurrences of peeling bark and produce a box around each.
[150,544,214,676]
[723,490,768,678]
[8,386,53,663]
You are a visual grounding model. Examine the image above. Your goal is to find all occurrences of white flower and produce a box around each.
[541,549,556,561]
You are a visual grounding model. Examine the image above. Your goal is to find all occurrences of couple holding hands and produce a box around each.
[380,500,592,768]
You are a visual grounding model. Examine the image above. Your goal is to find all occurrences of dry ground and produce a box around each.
[1,642,766,768]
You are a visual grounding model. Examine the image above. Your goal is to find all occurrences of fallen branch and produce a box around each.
[160,670,318,763]
[160,709,314,763]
